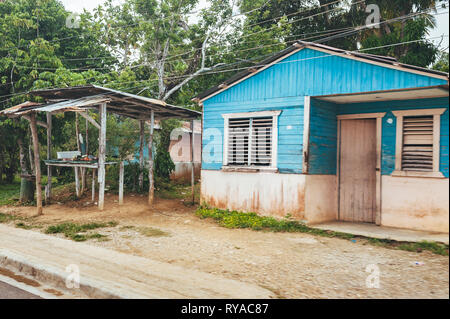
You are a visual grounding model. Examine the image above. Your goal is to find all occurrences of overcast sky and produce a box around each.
[60,0,449,52]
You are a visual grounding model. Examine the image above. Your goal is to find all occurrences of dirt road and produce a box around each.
[2,194,448,299]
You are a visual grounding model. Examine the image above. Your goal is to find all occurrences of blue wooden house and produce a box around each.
[194,41,449,233]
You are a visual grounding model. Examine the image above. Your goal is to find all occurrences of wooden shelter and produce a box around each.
[0,85,201,214]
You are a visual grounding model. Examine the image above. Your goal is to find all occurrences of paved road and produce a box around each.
[0,281,42,299]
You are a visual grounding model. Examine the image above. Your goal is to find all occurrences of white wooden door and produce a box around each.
[339,119,377,223]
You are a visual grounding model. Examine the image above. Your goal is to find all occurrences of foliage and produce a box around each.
[240,0,444,67]
[0,177,21,205]
[196,206,449,255]
[432,51,449,72]
[154,119,180,181]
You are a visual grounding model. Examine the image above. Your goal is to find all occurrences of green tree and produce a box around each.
[432,51,449,72]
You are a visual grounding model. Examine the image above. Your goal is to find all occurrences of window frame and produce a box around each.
[222,110,281,171]
[392,108,446,178]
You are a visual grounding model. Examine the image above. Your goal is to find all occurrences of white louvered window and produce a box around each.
[392,108,445,178]
[223,111,281,169]
[401,116,433,172]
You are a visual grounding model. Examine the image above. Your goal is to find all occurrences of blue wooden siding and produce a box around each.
[336,97,449,178]
[206,48,446,104]
[202,97,304,173]
[308,99,337,175]
[202,47,448,174]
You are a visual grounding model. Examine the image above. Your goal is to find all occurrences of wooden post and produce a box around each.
[29,113,43,216]
[85,117,89,155]
[28,127,35,174]
[119,161,124,205]
[139,120,145,191]
[45,113,52,202]
[75,112,80,152]
[98,103,107,210]
[74,167,80,198]
[190,120,195,204]
[148,111,154,205]
[83,117,88,193]
[91,169,96,202]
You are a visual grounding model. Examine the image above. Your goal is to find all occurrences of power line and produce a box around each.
[1,2,447,98]
[1,34,447,106]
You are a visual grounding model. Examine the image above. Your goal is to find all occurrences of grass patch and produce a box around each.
[0,176,59,206]
[0,212,30,224]
[196,207,353,238]
[196,207,449,256]
[45,221,117,242]
[156,182,200,203]
[0,182,21,205]
[15,222,34,230]
[397,241,449,255]
[0,213,18,223]
[136,226,169,237]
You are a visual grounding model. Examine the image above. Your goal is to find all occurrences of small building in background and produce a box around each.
[169,120,202,183]
[134,120,201,183]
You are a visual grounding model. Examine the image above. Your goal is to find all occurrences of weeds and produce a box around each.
[45,221,117,242]
[0,213,17,223]
[196,207,449,256]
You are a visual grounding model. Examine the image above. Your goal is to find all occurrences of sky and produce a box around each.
[60,0,449,52]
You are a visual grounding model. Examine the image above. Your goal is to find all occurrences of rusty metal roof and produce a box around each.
[29,85,201,120]
[0,101,43,117]
[1,85,200,120]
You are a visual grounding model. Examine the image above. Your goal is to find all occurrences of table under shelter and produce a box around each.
[0,85,201,215]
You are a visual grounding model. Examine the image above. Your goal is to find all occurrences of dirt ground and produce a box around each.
[2,193,449,299]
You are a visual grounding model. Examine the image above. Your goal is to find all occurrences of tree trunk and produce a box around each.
[18,137,33,203]
[28,128,35,174]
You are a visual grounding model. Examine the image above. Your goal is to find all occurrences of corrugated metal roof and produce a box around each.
[35,96,111,113]
[1,85,201,120]
[194,41,449,101]
[0,101,42,117]
[30,85,200,120]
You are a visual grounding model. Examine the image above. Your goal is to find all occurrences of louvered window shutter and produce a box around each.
[251,117,272,166]
[227,117,273,166]
[402,115,434,172]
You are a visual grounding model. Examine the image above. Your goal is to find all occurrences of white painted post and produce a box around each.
[139,120,144,191]
[98,103,107,210]
[30,113,43,216]
[92,169,96,202]
[74,167,80,198]
[190,120,195,204]
[148,111,154,205]
[119,161,124,205]
[45,113,52,202]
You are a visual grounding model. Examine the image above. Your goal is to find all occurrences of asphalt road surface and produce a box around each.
[0,281,42,299]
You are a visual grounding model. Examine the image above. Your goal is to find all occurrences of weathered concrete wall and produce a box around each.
[200,170,306,219]
[304,175,337,224]
[169,132,202,163]
[381,176,449,233]
[170,162,201,183]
